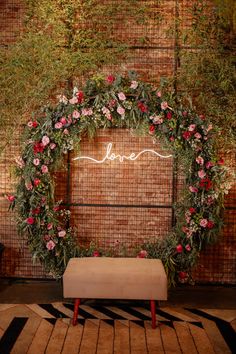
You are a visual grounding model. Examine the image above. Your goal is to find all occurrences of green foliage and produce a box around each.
[0,0,148,153]
[171,0,236,150]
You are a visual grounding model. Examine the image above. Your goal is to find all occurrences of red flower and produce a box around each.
[33,142,45,154]
[176,244,183,253]
[137,250,148,258]
[34,178,41,187]
[32,207,40,215]
[93,250,100,257]
[26,217,35,225]
[32,121,38,128]
[149,125,156,135]
[189,207,196,214]
[7,195,15,202]
[106,75,115,84]
[199,177,212,191]
[137,101,148,113]
[166,111,172,119]
[182,131,192,140]
[76,91,84,103]
[207,220,215,229]
[217,158,224,165]
[178,271,188,280]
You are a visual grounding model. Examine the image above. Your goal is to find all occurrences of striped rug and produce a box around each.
[0,303,235,353]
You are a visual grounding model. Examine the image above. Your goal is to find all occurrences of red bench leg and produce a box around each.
[150,300,156,329]
[72,298,80,326]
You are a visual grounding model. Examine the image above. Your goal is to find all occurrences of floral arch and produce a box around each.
[9,72,230,284]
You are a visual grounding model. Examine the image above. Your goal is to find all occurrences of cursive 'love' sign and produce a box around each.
[73,142,172,163]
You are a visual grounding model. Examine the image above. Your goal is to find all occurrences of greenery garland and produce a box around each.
[8,73,232,284]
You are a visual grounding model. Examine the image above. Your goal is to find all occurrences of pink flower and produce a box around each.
[7,195,15,202]
[156,91,162,97]
[117,106,125,116]
[55,122,63,129]
[33,158,40,166]
[170,136,175,142]
[27,121,33,127]
[196,156,204,165]
[28,121,38,128]
[151,115,163,124]
[41,165,48,173]
[200,219,208,227]
[47,223,53,230]
[199,114,205,120]
[60,117,67,125]
[63,129,69,135]
[182,111,188,117]
[50,143,56,150]
[25,182,33,191]
[189,124,196,132]
[46,240,56,250]
[198,170,206,179]
[206,161,214,169]
[58,230,66,238]
[185,244,191,251]
[194,132,202,140]
[82,108,93,116]
[72,110,80,119]
[137,250,148,258]
[118,92,126,101]
[93,250,100,257]
[34,178,41,187]
[130,80,138,89]
[42,135,50,146]
[106,75,115,84]
[26,217,35,225]
[176,244,183,253]
[69,96,78,104]
[161,101,168,110]
[189,186,198,193]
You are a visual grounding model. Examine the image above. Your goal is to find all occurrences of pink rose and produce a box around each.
[33,158,40,166]
[41,165,48,173]
[63,129,69,135]
[42,135,50,146]
[46,240,56,250]
[47,223,53,230]
[118,92,126,101]
[93,250,100,257]
[69,96,78,104]
[130,80,138,89]
[185,244,191,251]
[82,108,93,116]
[170,136,175,142]
[72,110,80,119]
[194,132,202,140]
[206,161,214,169]
[161,101,168,110]
[156,91,161,97]
[55,122,63,129]
[25,182,33,191]
[117,106,125,116]
[200,219,208,227]
[58,230,66,238]
[198,170,206,179]
[27,121,33,127]
[151,115,163,125]
[196,156,204,165]
[60,117,67,125]
[7,195,15,202]
[189,186,198,193]
[26,217,35,225]
[176,244,183,253]
[137,250,148,258]
[188,124,196,132]
[182,111,188,117]
[50,143,56,150]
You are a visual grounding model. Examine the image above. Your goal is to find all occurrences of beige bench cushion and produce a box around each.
[63,257,167,300]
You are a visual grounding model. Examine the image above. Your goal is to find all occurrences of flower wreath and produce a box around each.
[8,72,231,283]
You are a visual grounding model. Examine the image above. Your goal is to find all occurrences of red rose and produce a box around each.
[178,271,188,280]
[207,220,214,229]
[33,142,45,154]
[149,125,156,135]
[32,121,38,128]
[34,178,41,187]
[199,177,212,191]
[166,111,172,119]
[137,250,148,258]
[182,111,188,117]
[137,101,148,113]
[32,207,40,215]
[106,75,115,84]
[176,244,183,253]
[93,250,100,257]
[199,114,205,120]
[7,195,15,202]
[26,217,35,225]
[182,131,192,140]
[189,207,196,214]
[217,158,224,165]
[76,91,84,103]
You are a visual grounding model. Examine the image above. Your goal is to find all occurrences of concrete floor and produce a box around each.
[0,278,235,308]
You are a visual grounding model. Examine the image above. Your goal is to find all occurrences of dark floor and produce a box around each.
[0,278,235,308]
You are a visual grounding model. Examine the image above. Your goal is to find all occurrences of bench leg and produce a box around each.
[150,300,156,329]
[72,298,80,326]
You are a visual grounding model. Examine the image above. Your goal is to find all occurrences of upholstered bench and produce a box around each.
[63,257,167,329]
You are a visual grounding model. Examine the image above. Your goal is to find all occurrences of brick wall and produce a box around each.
[0,0,235,283]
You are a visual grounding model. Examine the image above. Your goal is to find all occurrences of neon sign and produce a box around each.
[73,142,172,163]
